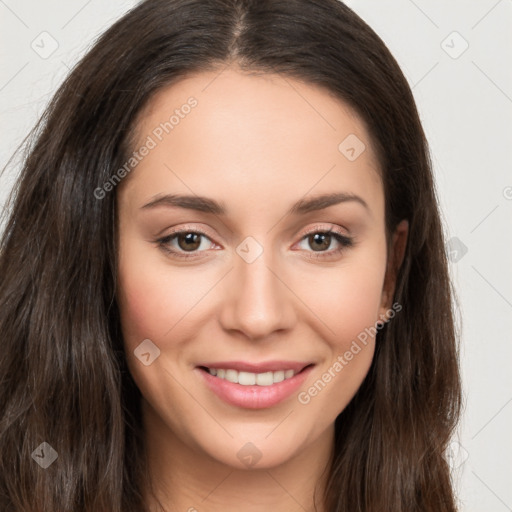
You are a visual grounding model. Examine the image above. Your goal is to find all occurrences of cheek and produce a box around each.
[334,266,384,341]
[116,247,198,422]
[298,253,387,349]
[116,240,208,345]
[117,263,166,345]
[292,248,386,412]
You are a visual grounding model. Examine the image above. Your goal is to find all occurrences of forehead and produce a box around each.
[120,67,383,218]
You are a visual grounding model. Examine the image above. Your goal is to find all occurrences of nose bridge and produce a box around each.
[220,235,295,340]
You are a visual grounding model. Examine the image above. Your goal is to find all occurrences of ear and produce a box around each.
[379,219,408,318]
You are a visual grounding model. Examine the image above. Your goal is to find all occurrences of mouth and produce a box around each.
[195,361,315,409]
[197,363,313,386]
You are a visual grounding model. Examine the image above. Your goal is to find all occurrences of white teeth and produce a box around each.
[273,370,284,383]
[207,367,298,386]
[256,371,273,386]
[238,371,256,385]
[225,369,238,383]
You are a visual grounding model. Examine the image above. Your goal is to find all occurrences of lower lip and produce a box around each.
[196,365,314,409]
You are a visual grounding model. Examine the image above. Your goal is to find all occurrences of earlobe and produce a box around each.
[379,219,409,316]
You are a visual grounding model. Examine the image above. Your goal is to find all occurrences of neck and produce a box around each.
[141,399,334,512]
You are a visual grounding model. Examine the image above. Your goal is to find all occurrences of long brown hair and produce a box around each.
[0,0,461,510]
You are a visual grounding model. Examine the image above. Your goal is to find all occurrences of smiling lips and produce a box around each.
[207,367,297,386]
[196,360,314,409]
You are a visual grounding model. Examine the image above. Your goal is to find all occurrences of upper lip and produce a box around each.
[196,360,313,373]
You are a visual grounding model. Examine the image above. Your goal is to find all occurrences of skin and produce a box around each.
[116,66,408,512]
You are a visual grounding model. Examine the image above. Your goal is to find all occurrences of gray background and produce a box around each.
[1,1,511,510]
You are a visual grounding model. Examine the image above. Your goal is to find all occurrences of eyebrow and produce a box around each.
[140,191,369,216]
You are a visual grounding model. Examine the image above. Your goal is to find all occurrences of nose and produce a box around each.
[218,242,297,341]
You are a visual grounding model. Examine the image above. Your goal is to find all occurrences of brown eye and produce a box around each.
[176,232,202,252]
[307,232,333,252]
[156,229,215,259]
[296,229,354,260]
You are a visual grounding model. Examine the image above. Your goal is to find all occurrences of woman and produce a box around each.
[0,0,461,510]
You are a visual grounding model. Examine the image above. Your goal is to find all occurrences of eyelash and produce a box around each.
[155,226,354,261]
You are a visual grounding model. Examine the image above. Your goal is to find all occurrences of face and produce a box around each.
[116,67,407,470]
